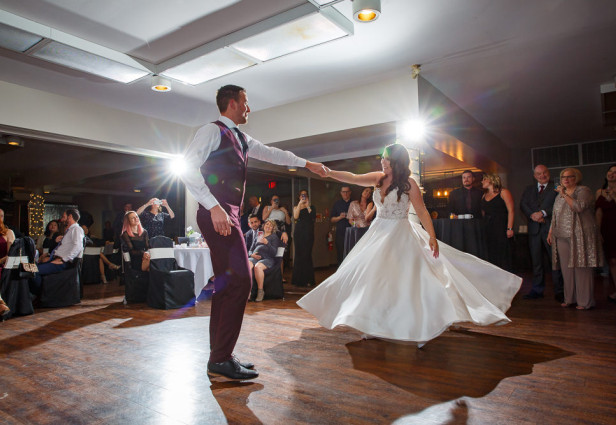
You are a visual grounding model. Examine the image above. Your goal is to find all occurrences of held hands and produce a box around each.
[210,205,233,236]
[305,161,328,177]
[530,211,544,222]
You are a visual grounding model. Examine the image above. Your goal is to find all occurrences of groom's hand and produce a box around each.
[210,205,232,236]
[305,161,328,177]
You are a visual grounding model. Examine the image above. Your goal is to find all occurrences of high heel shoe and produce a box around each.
[110,264,120,270]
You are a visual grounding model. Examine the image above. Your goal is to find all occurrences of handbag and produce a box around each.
[19,248,38,278]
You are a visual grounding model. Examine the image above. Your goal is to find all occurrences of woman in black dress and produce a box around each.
[292,190,316,287]
[481,173,515,272]
[120,211,150,271]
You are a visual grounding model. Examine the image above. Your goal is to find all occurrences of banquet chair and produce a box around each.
[121,249,149,304]
[0,237,35,319]
[147,236,195,309]
[39,239,84,308]
[81,245,103,285]
[250,246,285,300]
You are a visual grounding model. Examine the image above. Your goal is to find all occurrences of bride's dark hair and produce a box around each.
[376,143,411,201]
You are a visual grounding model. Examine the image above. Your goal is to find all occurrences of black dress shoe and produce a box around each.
[232,355,254,369]
[207,358,258,380]
[523,292,544,299]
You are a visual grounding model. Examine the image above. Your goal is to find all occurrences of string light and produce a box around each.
[28,193,45,237]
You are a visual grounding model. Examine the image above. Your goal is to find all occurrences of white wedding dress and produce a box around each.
[297,187,522,344]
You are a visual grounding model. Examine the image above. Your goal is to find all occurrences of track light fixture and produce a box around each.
[352,0,381,23]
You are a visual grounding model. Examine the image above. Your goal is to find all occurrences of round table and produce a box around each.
[431,218,488,260]
[173,246,214,297]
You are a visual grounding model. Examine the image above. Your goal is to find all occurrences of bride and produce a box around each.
[297,144,522,345]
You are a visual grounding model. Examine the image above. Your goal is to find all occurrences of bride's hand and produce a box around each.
[429,237,439,258]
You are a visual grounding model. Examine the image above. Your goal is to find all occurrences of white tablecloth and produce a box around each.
[174,247,214,297]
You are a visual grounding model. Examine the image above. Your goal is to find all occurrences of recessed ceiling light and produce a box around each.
[151,75,172,92]
[352,0,381,23]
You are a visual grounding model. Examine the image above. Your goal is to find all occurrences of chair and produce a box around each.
[0,237,35,319]
[81,246,103,285]
[39,244,84,308]
[250,246,285,300]
[122,250,149,304]
[147,236,195,309]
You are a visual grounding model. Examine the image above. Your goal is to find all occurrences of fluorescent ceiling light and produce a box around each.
[0,22,43,52]
[162,48,256,86]
[32,41,150,83]
[231,10,350,62]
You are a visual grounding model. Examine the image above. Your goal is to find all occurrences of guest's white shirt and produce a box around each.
[55,223,84,262]
[182,116,306,210]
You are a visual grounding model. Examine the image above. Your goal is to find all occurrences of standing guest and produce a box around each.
[548,168,602,310]
[520,164,564,301]
[102,220,114,243]
[181,84,326,380]
[481,174,515,272]
[448,170,483,218]
[244,214,262,255]
[136,198,175,238]
[292,190,316,287]
[248,220,282,302]
[347,187,376,228]
[595,164,616,302]
[120,211,150,271]
[31,209,84,296]
[331,185,352,265]
[262,194,291,242]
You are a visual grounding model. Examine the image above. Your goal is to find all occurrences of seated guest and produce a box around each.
[244,213,262,254]
[0,212,15,316]
[136,198,175,238]
[248,219,282,302]
[262,194,291,278]
[31,209,84,296]
[347,187,376,228]
[39,220,61,256]
[121,211,150,270]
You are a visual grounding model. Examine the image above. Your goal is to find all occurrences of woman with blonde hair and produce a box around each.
[548,168,602,309]
[481,173,515,271]
[248,219,282,302]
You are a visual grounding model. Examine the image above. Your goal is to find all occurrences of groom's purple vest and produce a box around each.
[199,121,248,221]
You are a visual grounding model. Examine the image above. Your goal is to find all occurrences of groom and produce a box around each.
[182,85,326,380]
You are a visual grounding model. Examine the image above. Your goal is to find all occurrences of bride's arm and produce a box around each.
[408,178,439,258]
[325,169,383,187]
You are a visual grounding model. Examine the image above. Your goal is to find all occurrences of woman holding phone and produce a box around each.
[292,190,316,287]
[136,197,175,238]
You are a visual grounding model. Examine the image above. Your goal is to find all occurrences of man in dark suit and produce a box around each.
[448,170,483,217]
[244,214,261,256]
[520,164,564,301]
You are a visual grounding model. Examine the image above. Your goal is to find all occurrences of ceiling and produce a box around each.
[1,0,616,195]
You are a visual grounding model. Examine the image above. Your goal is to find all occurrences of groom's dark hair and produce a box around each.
[217,85,245,113]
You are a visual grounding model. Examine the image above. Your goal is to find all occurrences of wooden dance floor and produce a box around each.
[1,269,615,424]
